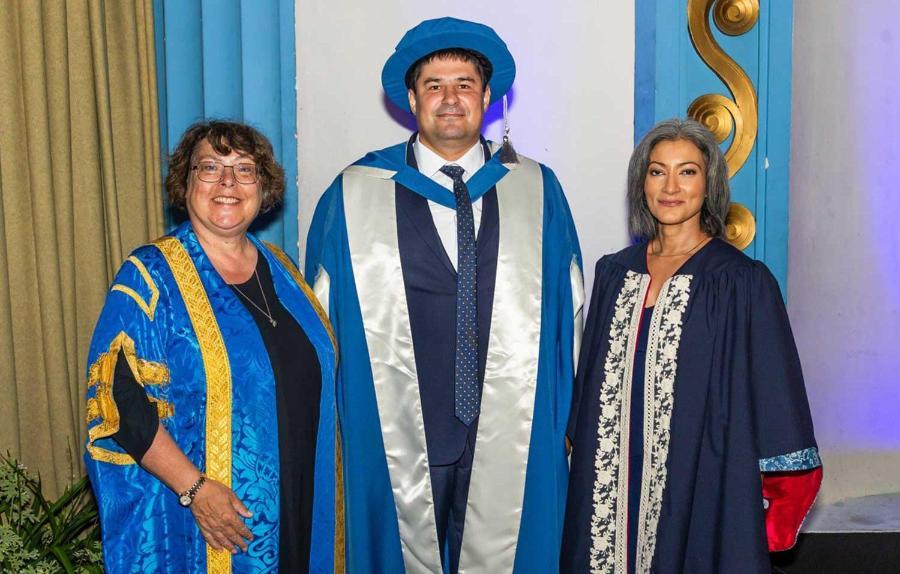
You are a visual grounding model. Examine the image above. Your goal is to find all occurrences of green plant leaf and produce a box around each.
[0,454,102,572]
[49,544,76,573]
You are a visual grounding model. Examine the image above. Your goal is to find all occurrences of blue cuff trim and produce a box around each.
[759,447,822,472]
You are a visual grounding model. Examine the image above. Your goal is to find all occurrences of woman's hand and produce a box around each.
[137,426,254,553]
[189,479,254,553]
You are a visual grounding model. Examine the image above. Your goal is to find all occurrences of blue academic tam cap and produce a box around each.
[381,17,516,113]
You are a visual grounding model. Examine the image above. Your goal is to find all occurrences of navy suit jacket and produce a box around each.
[396,138,499,465]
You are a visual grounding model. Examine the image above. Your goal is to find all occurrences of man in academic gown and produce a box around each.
[305,17,583,574]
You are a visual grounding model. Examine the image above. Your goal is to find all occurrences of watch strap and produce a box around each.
[178,473,207,506]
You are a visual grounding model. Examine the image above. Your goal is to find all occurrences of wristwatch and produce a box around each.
[178,474,207,507]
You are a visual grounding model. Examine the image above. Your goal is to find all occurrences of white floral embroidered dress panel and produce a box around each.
[589,271,692,574]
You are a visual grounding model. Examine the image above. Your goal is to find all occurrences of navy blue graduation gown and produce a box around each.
[562,239,820,574]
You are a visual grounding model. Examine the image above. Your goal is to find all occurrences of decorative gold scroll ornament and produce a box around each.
[724,203,756,249]
[687,0,759,249]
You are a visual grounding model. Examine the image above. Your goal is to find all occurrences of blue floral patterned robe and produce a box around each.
[84,223,340,574]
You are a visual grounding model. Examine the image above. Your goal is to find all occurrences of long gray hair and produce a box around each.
[627,118,730,240]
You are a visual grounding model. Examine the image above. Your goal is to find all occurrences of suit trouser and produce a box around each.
[429,438,475,574]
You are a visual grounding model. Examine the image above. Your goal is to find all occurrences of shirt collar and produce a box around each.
[413,136,485,180]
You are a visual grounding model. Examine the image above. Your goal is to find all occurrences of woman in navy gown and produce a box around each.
[561,119,822,573]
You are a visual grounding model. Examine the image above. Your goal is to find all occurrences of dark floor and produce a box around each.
[771,532,900,574]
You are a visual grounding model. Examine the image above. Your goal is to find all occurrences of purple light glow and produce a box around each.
[851,8,900,449]
[791,3,900,456]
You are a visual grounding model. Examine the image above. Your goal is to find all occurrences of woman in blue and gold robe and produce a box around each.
[84,121,340,573]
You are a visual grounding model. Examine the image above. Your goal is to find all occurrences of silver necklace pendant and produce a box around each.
[232,266,278,328]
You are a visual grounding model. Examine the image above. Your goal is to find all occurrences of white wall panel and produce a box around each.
[296,0,635,293]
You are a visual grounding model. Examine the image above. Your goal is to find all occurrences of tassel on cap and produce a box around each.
[499,94,518,164]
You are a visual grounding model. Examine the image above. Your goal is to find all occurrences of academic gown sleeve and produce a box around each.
[566,255,623,445]
[85,249,171,468]
[110,348,160,462]
[305,179,342,285]
[306,174,404,573]
[746,261,822,551]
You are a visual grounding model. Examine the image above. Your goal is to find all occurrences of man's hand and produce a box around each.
[189,479,254,553]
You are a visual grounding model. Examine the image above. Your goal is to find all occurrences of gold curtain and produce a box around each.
[0,0,163,496]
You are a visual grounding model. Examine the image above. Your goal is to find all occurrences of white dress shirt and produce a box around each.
[413,137,484,269]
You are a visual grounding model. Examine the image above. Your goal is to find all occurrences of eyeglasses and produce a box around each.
[191,160,259,184]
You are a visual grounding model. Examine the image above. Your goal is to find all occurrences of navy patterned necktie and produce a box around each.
[440,164,479,426]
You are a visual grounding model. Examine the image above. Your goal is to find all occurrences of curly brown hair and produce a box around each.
[165,120,286,213]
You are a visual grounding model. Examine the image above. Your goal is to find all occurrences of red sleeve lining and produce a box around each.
[763,467,823,552]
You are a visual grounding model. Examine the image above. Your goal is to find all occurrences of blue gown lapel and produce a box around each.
[356,137,511,208]
[392,155,510,207]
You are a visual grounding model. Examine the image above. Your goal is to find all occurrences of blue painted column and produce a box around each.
[153,0,299,259]
[635,0,793,294]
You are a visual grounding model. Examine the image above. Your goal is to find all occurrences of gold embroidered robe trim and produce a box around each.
[89,356,170,388]
[110,256,160,320]
[85,331,172,465]
[153,237,233,573]
[263,241,338,357]
[86,397,174,423]
[334,426,346,574]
